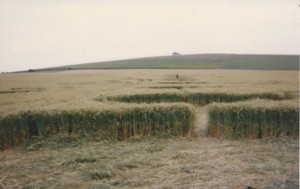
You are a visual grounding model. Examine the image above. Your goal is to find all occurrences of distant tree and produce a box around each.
[173,52,181,56]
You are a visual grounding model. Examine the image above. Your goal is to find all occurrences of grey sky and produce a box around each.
[0,0,299,72]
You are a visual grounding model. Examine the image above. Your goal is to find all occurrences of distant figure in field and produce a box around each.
[176,74,179,79]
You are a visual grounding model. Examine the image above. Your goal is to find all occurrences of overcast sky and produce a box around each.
[0,0,299,72]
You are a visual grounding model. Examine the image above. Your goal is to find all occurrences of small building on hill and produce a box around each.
[172,52,181,56]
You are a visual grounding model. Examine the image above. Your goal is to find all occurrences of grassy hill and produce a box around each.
[29,54,300,71]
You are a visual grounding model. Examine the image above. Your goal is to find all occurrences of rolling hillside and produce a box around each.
[27,54,300,72]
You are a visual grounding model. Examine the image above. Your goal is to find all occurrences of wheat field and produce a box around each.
[0,70,298,115]
[0,69,299,188]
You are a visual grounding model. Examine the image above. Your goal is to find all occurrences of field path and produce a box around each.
[194,107,209,137]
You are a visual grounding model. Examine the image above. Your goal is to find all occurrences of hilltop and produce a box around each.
[24,53,299,72]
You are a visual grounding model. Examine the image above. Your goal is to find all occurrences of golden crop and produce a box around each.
[0,69,298,148]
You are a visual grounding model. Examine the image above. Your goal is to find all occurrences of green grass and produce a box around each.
[223,54,299,70]
[23,54,299,72]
